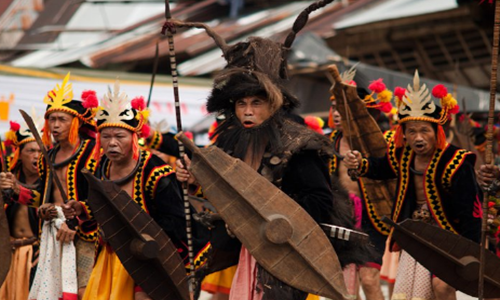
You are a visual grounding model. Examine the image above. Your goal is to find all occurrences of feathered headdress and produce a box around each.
[6,108,44,171]
[393,70,459,149]
[95,80,150,160]
[42,73,98,147]
[363,78,393,114]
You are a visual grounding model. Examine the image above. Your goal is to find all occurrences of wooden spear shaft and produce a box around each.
[479,1,500,299]
[162,1,196,293]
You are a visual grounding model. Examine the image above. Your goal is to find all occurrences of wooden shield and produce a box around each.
[0,195,12,285]
[386,217,500,297]
[177,134,349,300]
[82,169,189,300]
[329,64,395,228]
[450,114,485,169]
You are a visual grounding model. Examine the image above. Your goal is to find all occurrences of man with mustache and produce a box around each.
[175,36,370,299]
[0,73,100,299]
[344,71,481,300]
[0,120,42,300]
[59,82,208,300]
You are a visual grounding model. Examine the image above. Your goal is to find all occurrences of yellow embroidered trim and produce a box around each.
[67,139,90,201]
[425,147,458,233]
[359,158,369,176]
[383,130,395,143]
[132,150,150,213]
[148,130,163,150]
[359,179,391,235]
[145,165,174,199]
[97,122,137,133]
[387,140,399,175]
[391,146,412,223]
[441,149,469,191]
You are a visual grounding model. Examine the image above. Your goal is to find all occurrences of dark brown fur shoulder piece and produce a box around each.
[278,118,333,161]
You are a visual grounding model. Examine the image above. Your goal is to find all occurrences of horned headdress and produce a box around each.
[171,0,338,114]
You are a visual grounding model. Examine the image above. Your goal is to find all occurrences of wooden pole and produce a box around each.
[479,1,500,299]
[162,1,196,293]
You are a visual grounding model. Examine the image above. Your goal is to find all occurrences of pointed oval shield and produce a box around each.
[178,134,349,300]
[82,169,189,300]
[387,218,500,298]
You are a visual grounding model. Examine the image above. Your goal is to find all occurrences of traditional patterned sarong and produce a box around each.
[0,237,36,300]
[380,239,399,284]
[391,251,434,300]
[75,238,95,289]
[82,245,135,300]
[29,207,78,300]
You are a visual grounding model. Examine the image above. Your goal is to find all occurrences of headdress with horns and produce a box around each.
[172,0,337,115]
[393,70,459,149]
[94,80,150,160]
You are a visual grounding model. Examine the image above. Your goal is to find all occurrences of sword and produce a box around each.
[20,110,68,204]
[20,110,78,229]
[0,135,13,203]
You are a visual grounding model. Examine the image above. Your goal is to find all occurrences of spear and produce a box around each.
[480,1,500,299]
[146,40,160,108]
[160,1,196,293]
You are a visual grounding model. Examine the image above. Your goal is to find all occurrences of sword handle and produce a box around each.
[2,188,13,205]
[66,218,78,230]
[348,169,359,181]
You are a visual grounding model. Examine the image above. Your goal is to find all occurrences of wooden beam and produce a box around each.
[414,39,438,80]
[373,52,387,69]
[390,49,408,73]
[477,25,492,55]
[434,33,455,66]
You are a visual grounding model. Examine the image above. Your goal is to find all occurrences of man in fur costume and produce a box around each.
[344,71,481,300]
[176,34,370,300]
[0,118,42,300]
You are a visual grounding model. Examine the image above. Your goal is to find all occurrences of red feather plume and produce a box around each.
[131,96,146,111]
[10,121,20,132]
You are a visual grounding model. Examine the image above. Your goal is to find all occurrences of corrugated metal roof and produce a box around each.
[333,0,458,29]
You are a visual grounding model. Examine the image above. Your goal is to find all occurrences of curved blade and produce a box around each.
[178,134,349,300]
[82,169,189,300]
[385,217,500,297]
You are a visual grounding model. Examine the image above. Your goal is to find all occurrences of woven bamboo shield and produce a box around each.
[329,64,394,228]
[0,195,11,285]
[450,114,485,169]
[82,169,189,300]
[177,134,349,300]
[386,217,500,297]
